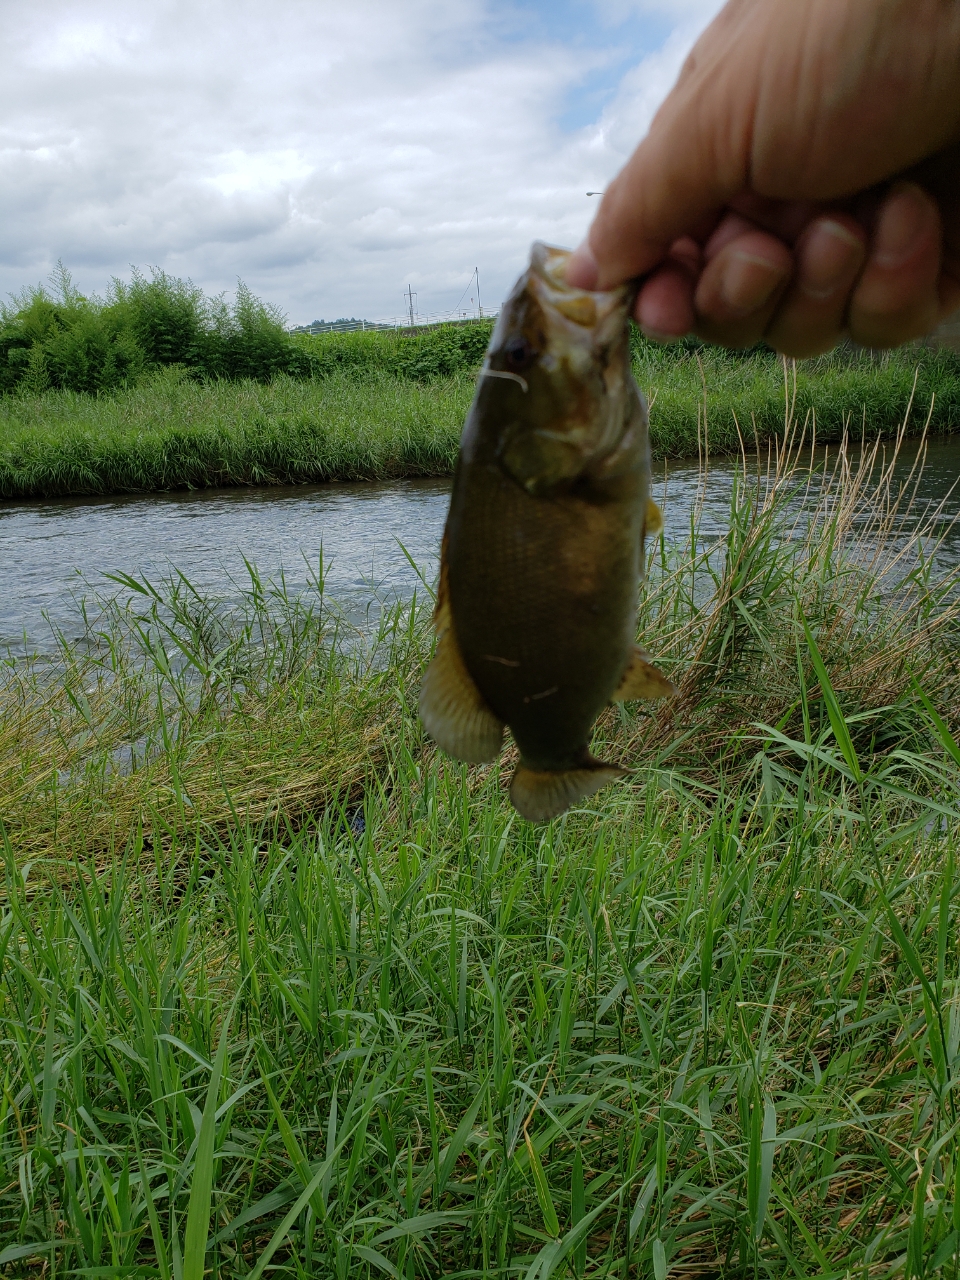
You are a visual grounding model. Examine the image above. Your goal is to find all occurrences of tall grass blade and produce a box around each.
[181,998,236,1280]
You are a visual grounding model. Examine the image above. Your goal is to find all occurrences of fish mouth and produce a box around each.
[527,242,636,336]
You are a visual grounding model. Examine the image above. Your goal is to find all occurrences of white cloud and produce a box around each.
[593,0,721,18]
[209,151,315,198]
[0,0,722,324]
[591,5,724,156]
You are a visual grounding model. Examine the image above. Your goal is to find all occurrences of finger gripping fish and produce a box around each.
[419,242,674,821]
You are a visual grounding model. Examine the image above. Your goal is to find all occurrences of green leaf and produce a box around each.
[523,1178,623,1280]
[931,1229,959,1271]
[182,1003,236,1280]
[353,1244,400,1277]
[0,1242,72,1266]
[435,1075,488,1196]
[40,982,59,1142]
[652,1237,667,1280]
[801,618,861,782]
[753,1100,777,1242]
[249,1105,375,1280]
[525,1130,560,1239]
[913,678,960,768]
[373,1210,471,1244]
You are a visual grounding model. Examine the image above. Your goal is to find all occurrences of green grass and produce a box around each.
[0,337,958,500]
[637,341,960,458]
[0,368,474,498]
[4,436,960,1275]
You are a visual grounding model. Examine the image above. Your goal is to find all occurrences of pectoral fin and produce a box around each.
[612,645,676,702]
[510,757,626,822]
[499,427,584,496]
[419,626,505,764]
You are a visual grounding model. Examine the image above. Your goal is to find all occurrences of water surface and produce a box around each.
[3,437,960,652]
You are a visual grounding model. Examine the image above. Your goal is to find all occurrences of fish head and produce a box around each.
[478,242,638,496]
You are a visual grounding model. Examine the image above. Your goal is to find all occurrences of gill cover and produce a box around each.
[488,243,638,495]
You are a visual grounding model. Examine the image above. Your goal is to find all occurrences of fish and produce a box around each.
[419,241,675,821]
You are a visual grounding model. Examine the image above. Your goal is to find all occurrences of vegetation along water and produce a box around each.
[1,265,959,498]
[5,427,960,1274]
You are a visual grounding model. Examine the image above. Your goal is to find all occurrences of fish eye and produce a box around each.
[503,337,536,369]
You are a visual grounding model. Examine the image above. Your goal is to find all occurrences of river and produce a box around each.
[3,437,960,653]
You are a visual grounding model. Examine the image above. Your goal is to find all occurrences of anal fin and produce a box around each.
[419,626,504,764]
[510,757,626,822]
[612,645,676,702]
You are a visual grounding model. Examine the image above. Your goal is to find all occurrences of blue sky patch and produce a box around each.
[485,0,672,130]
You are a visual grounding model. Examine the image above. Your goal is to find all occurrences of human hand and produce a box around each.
[567,0,960,355]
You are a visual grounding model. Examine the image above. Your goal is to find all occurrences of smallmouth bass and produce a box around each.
[419,242,674,821]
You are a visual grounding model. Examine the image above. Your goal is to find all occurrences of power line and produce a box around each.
[453,267,481,318]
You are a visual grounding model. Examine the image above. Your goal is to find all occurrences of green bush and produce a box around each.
[290,319,493,382]
[0,264,496,396]
[113,268,213,371]
[0,265,300,394]
[0,267,148,395]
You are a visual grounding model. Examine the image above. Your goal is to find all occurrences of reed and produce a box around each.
[3,434,960,1275]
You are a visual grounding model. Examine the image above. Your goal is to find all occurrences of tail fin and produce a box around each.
[510,757,626,822]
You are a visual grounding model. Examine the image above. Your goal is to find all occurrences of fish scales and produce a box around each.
[419,241,674,821]
[446,413,642,762]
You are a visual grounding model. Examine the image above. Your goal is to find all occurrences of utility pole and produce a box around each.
[406,284,416,329]
[476,268,482,318]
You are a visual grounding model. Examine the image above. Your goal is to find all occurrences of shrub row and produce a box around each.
[0,265,495,396]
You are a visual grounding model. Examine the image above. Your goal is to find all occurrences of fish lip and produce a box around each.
[527,241,638,320]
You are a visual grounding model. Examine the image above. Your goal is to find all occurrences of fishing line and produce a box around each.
[479,368,529,393]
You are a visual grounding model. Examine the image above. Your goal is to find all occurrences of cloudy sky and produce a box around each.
[1,0,724,327]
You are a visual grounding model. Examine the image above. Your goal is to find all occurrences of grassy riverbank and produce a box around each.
[4,442,960,1275]
[2,340,959,499]
[637,339,960,456]
[0,369,472,497]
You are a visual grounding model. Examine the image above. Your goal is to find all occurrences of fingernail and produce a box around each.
[799,220,864,299]
[873,182,934,268]
[719,251,788,316]
[565,241,599,289]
